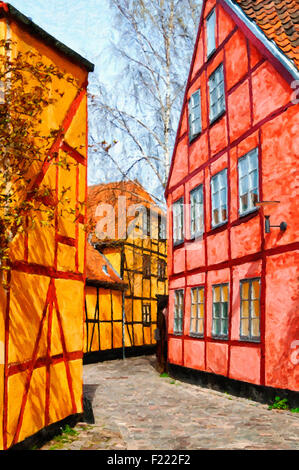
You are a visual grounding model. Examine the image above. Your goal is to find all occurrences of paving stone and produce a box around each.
[40,355,299,450]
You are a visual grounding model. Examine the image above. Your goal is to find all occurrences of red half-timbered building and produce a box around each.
[165,0,299,400]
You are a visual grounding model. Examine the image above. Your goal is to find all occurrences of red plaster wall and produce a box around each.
[206,342,228,376]
[229,346,261,384]
[166,0,298,392]
[265,252,299,391]
[184,340,205,370]
[168,337,183,365]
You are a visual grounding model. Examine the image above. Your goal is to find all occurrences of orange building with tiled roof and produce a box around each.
[165,0,298,402]
[85,180,168,360]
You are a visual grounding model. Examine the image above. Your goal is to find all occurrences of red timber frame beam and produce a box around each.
[166,0,298,387]
[2,81,88,450]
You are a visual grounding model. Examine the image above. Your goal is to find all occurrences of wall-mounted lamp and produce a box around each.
[264,215,287,234]
[255,201,287,234]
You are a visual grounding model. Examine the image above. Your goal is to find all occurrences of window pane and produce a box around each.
[240,175,248,195]
[207,9,216,56]
[222,285,228,302]
[213,286,221,302]
[199,303,204,319]
[252,299,260,318]
[221,206,227,222]
[250,190,259,207]
[241,318,249,337]
[248,149,258,170]
[241,282,249,300]
[199,288,204,304]
[190,318,197,333]
[192,303,197,318]
[192,91,200,107]
[213,303,221,318]
[222,302,228,318]
[252,280,260,300]
[249,170,258,190]
[198,319,204,335]
[221,318,228,335]
[240,193,248,212]
[241,300,249,318]
[220,187,226,204]
[239,157,248,177]
[251,318,260,338]
[191,287,198,304]
[213,318,220,336]
[213,208,219,225]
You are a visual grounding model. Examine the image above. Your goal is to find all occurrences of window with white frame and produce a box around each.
[188,89,201,141]
[190,287,205,336]
[238,148,259,215]
[174,289,184,334]
[173,198,184,245]
[240,278,261,341]
[207,8,216,57]
[212,283,229,339]
[190,185,204,238]
[158,214,167,241]
[211,169,227,227]
[209,63,225,123]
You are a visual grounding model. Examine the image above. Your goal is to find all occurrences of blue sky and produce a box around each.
[8,0,113,79]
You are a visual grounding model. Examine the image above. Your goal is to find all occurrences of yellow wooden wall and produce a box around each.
[0,17,89,449]
[99,211,168,350]
[84,286,124,353]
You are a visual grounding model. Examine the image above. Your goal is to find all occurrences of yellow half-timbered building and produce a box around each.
[0,4,93,449]
[86,180,168,360]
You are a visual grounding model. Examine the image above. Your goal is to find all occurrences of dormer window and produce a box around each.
[207,8,216,58]
[188,89,201,142]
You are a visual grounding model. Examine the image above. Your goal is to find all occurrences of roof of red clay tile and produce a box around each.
[235,0,299,68]
[86,243,126,288]
[87,180,165,243]
[88,180,158,210]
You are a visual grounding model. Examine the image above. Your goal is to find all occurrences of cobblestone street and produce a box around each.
[41,355,299,450]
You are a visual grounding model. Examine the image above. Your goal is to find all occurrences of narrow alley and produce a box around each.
[41,356,299,450]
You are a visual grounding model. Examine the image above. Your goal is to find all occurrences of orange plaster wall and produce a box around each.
[186,239,205,270]
[228,79,251,143]
[261,105,299,249]
[206,342,228,376]
[224,29,249,91]
[229,346,261,384]
[265,252,299,391]
[168,337,183,365]
[167,0,298,393]
[209,116,228,157]
[207,229,229,265]
[189,132,209,174]
[230,216,262,259]
[184,340,205,370]
[191,33,204,80]
[173,246,186,274]
[252,61,292,125]
[168,137,189,189]
[218,4,235,45]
